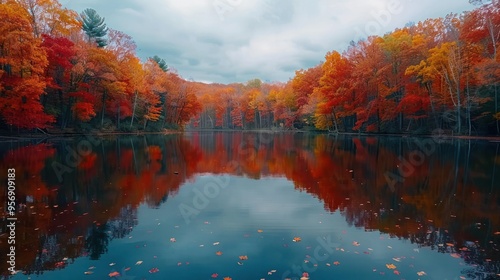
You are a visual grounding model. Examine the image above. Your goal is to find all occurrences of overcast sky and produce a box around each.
[61,0,474,84]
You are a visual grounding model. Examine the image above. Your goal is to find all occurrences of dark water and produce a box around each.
[1,132,499,280]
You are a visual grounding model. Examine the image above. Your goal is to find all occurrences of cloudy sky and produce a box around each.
[61,0,474,84]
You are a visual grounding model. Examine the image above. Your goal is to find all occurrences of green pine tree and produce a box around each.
[151,55,169,72]
[80,8,108,48]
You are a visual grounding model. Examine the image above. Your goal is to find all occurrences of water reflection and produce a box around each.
[0,132,499,278]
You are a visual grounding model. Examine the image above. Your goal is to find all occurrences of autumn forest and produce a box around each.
[1,0,500,135]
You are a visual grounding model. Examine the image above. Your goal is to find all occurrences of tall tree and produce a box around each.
[150,55,169,72]
[80,8,107,48]
[0,1,55,130]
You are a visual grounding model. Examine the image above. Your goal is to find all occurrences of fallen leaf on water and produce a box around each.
[216,251,223,256]
[109,263,116,266]
[135,261,143,265]
[213,242,220,245]
[293,237,302,242]
[149,267,159,273]
[417,271,426,276]
[352,241,360,246]
[211,273,218,278]
[108,271,120,277]
[257,229,263,233]
[170,237,176,242]
[237,262,243,265]
[446,243,454,247]
[333,261,340,265]
[393,270,400,275]
[239,255,248,260]
[223,277,232,280]
[326,263,331,266]
[450,253,461,258]
[392,257,401,262]
[386,263,397,269]
[84,271,93,275]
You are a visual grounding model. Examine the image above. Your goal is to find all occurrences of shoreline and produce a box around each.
[1,129,500,141]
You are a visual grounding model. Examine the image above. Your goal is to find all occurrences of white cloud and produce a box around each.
[62,0,474,84]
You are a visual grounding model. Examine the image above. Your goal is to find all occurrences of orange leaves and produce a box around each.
[386,263,397,269]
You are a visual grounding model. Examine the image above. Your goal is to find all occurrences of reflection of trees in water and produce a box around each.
[109,205,138,239]
[85,223,110,260]
[85,206,138,260]
[1,134,499,277]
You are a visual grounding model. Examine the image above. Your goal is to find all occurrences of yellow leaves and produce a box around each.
[386,263,397,269]
[223,277,232,280]
[257,229,263,233]
[493,112,500,120]
[417,271,427,276]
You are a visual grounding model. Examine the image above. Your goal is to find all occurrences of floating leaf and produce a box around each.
[216,251,223,256]
[257,229,263,233]
[417,271,426,276]
[213,242,220,246]
[239,255,248,260]
[450,253,461,258]
[211,273,218,278]
[386,263,397,269]
[109,263,116,266]
[170,237,176,242]
[223,277,232,280]
[108,271,120,277]
[394,270,400,275]
[292,237,302,242]
[352,241,360,246]
[149,267,159,273]
[333,261,340,265]
[84,271,93,275]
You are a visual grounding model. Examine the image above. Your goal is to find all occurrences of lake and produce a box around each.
[1,132,499,279]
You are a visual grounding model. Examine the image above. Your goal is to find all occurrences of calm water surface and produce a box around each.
[1,132,499,279]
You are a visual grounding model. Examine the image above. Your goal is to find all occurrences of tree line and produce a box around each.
[1,0,499,135]
[195,1,500,136]
[0,0,201,133]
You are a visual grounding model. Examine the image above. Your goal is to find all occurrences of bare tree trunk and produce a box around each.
[130,90,138,128]
[101,90,107,127]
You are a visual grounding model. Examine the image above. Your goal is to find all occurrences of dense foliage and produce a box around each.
[0,0,499,135]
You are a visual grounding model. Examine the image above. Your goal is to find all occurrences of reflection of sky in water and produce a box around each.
[19,176,468,279]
